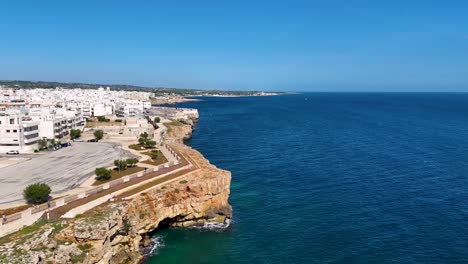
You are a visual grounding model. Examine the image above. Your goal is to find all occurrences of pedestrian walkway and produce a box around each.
[0,144,185,238]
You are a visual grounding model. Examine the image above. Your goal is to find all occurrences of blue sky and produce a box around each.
[0,0,467,91]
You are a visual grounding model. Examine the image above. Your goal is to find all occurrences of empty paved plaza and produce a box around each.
[0,142,133,206]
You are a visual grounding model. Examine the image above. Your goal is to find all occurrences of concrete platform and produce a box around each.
[0,142,134,206]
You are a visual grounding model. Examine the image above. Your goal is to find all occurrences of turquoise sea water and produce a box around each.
[147,93,468,263]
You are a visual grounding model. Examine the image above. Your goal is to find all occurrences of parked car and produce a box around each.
[6,150,19,155]
[73,138,83,142]
[61,142,71,147]
[87,138,98,142]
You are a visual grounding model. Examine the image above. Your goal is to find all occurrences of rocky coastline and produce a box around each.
[0,118,232,264]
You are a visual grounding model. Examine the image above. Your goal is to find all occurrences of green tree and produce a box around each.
[95,167,112,181]
[94,130,104,140]
[23,183,51,204]
[38,137,48,150]
[114,160,127,171]
[140,132,149,139]
[70,129,81,140]
[126,158,139,167]
[154,117,160,123]
[138,137,146,146]
[49,139,56,146]
[138,133,156,148]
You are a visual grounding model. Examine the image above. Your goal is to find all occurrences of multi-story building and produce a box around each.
[0,114,39,153]
[0,87,154,147]
[29,108,83,139]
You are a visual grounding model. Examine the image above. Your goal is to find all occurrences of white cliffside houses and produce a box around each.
[0,86,154,152]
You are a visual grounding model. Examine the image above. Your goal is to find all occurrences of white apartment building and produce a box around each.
[0,87,153,144]
[30,108,83,139]
[115,101,145,117]
[0,114,40,153]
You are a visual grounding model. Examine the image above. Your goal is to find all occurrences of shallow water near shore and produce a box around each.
[147,93,468,263]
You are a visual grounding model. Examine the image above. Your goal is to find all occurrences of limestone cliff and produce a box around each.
[0,119,232,264]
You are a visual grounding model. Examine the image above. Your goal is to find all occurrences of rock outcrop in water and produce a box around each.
[0,118,232,264]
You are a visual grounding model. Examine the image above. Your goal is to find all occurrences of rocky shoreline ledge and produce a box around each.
[0,118,232,264]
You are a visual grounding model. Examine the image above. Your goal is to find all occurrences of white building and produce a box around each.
[30,108,83,139]
[0,114,39,153]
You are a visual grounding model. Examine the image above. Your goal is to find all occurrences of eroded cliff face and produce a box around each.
[0,119,232,264]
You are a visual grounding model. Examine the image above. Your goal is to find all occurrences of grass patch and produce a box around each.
[0,218,59,245]
[17,219,53,236]
[141,150,168,166]
[179,180,188,184]
[0,204,31,216]
[92,166,145,186]
[116,166,193,199]
[166,120,184,134]
[70,252,86,264]
[167,120,184,126]
[128,144,156,151]
[77,243,93,251]
[128,144,144,151]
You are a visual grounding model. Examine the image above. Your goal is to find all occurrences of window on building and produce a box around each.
[6,130,10,133]
[9,119,14,124]
[13,129,17,133]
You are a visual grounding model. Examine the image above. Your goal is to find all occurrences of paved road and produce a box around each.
[0,142,134,205]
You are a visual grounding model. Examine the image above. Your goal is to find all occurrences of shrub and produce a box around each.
[95,167,112,181]
[140,132,149,139]
[70,129,81,140]
[150,150,159,159]
[114,160,127,171]
[179,180,188,184]
[23,183,51,204]
[154,117,160,123]
[97,116,110,122]
[126,158,139,167]
[34,149,39,153]
[146,140,156,147]
[94,130,104,140]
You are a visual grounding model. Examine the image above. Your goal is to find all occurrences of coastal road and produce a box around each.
[0,142,134,206]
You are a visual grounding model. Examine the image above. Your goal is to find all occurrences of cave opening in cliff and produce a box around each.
[150,216,181,234]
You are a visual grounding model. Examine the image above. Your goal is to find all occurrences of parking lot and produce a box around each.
[0,142,134,206]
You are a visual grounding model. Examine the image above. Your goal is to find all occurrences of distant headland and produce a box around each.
[0,80,284,97]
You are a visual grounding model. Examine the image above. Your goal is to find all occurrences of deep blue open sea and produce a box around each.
[147,93,468,264]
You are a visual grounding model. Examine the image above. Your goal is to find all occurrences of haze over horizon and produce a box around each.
[1,0,467,92]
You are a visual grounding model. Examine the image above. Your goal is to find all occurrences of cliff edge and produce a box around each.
[0,120,232,264]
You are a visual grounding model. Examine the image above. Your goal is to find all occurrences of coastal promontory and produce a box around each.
[0,117,232,264]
